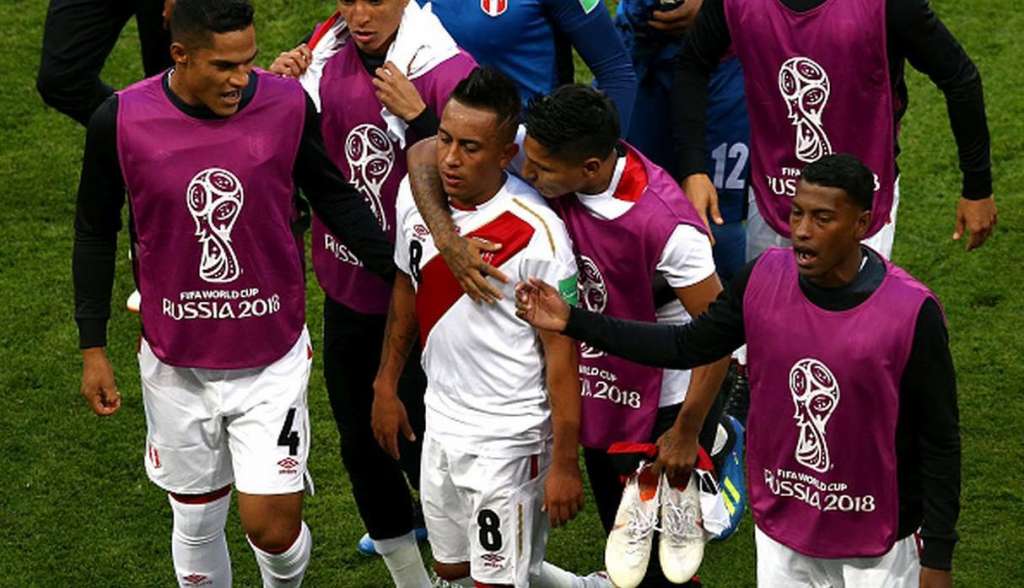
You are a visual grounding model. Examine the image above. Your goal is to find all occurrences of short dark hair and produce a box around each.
[449,67,521,142]
[524,85,619,163]
[800,153,875,210]
[170,0,255,47]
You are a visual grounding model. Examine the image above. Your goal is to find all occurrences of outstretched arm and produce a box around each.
[515,270,746,370]
[372,272,420,460]
[406,138,508,302]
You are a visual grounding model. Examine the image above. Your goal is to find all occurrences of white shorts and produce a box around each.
[755,526,921,587]
[420,434,550,587]
[746,178,901,261]
[139,327,313,496]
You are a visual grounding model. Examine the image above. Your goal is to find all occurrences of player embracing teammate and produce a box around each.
[373,67,608,588]
[407,85,744,587]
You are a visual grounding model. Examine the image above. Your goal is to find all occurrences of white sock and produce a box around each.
[373,531,431,588]
[530,562,611,588]
[169,492,232,588]
[249,521,312,587]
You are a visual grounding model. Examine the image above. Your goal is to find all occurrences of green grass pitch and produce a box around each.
[0,0,1021,585]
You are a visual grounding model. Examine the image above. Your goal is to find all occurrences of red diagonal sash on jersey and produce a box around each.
[613,148,648,203]
[416,211,535,346]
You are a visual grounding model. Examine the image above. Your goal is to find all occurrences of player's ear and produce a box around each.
[582,156,603,178]
[170,42,189,67]
[854,209,871,241]
[499,141,519,169]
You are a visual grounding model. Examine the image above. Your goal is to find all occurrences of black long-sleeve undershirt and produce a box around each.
[73,71,395,349]
[673,0,992,199]
[565,248,960,570]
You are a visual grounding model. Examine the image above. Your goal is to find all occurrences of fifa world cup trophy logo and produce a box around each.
[789,358,840,472]
[186,168,244,283]
[778,57,833,163]
[577,256,608,359]
[346,124,395,231]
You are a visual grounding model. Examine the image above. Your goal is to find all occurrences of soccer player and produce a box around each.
[516,154,961,588]
[268,2,476,584]
[372,68,599,588]
[674,0,997,258]
[73,1,393,586]
[406,84,735,587]
[614,0,751,281]
[37,0,175,125]
[421,0,638,131]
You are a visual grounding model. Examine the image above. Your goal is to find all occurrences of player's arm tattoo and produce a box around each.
[406,136,506,303]
[407,137,458,245]
[375,272,419,391]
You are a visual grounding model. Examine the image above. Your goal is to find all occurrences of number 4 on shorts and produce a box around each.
[278,408,300,456]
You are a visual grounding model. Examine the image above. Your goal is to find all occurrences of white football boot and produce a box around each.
[658,472,705,584]
[605,465,660,588]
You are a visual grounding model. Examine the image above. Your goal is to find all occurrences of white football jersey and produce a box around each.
[394,174,578,458]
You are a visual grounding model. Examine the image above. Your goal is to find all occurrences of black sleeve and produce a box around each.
[563,259,753,368]
[293,94,396,280]
[891,0,991,198]
[901,298,960,569]
[405,108,441,144]
[672,0,732,179]
[73,95,125,349]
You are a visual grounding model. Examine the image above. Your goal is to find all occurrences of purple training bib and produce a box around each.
[743,248,935,557]
[725,0,895,238]
[118,70,306,369]
[313,44,476,314]
[554,144,708,449]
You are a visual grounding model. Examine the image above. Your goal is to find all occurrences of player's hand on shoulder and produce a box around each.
[80,347,121,416]
[374,62,428,122]
[681,173,723,242]
[953,195,997,251]
[919,567,953,588]
[514,278,570,332]
[371,383,415,460]
[269,44,312,78]
[543,460,584,528]
[653,424,699,488]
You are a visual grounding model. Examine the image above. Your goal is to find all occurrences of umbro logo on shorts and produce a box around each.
[481,553,506,568]
[277,457,299,474]
[182,573,210,585]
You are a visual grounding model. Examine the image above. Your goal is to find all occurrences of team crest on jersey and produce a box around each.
[480,0,508,17]
[186,168,244,283]
[789,358,840,472]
